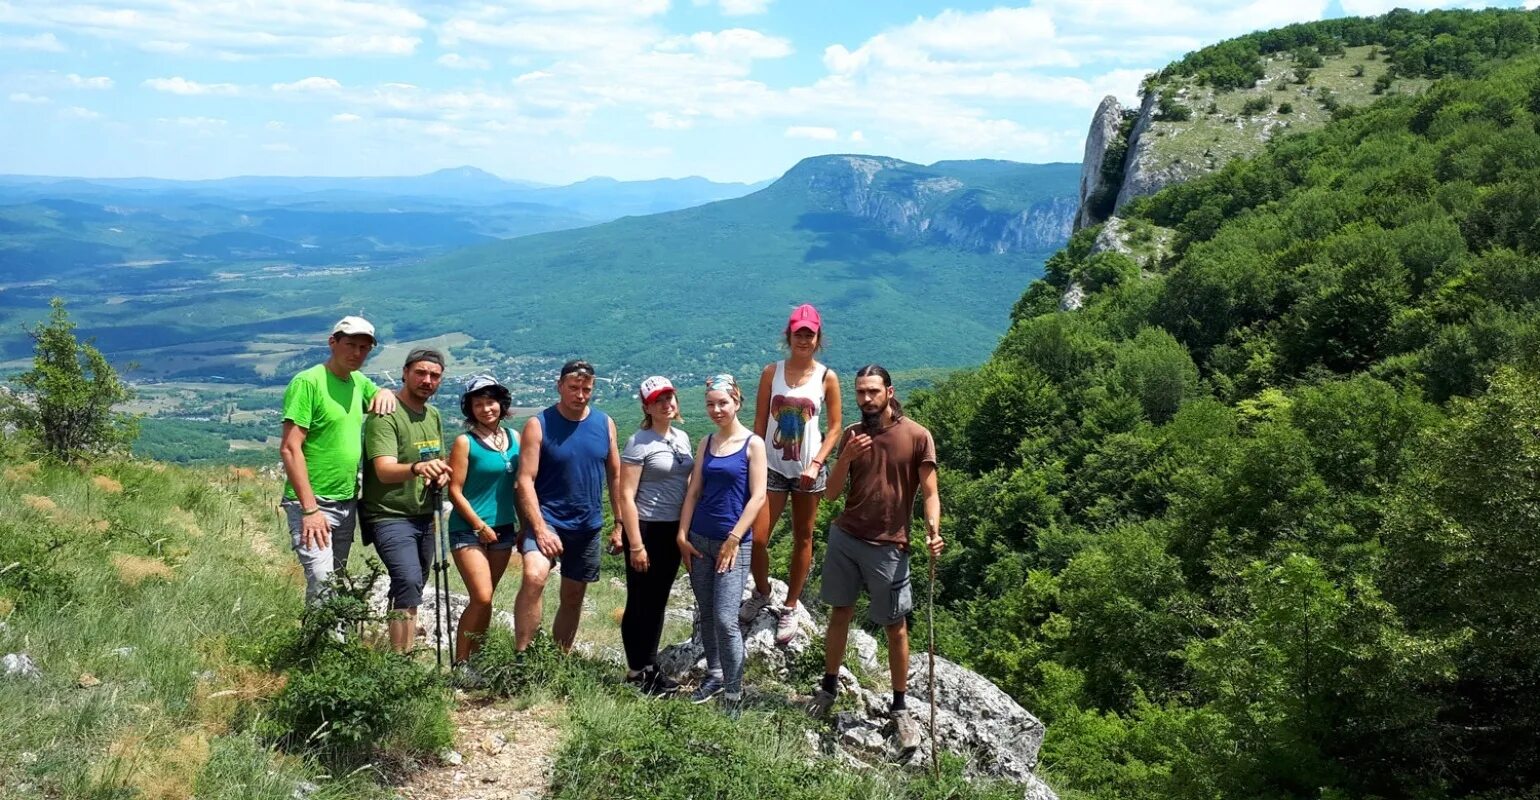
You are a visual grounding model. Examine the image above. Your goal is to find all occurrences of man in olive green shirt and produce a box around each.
[280,316,397,604]
[362,347,451,652]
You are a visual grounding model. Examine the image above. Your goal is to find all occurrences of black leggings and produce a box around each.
[622,519,683,671]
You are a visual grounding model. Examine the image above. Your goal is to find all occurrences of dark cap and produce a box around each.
[403,348,445,370]
[559,359,595,379]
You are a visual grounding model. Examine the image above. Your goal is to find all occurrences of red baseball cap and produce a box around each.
[787,303,821,334]
[639,375,675,404]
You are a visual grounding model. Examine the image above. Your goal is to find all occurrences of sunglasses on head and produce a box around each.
[560,361,595,379]
[704,374,736,392]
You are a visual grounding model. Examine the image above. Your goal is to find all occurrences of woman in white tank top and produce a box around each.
[742,303,842,645]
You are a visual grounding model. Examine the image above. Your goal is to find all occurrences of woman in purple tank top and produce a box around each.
[676,374,767,713]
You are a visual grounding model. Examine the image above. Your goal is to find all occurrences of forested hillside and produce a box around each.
[912,11,1540,800]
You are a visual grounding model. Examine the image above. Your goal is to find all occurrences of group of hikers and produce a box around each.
[277,304,944,749]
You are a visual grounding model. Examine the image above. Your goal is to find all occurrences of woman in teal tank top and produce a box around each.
[447,375,522,668]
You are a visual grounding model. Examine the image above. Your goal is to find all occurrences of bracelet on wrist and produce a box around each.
[301,506,321,516]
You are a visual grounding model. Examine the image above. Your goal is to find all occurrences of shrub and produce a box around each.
[251,565,452,767]
[1242,96,1271,115]
[2,298,137,461]
[1155,94,1192,122]
[1278,102,1294,114]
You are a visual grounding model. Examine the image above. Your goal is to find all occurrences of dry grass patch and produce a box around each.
[168,507,204,539]
[23,494,58,513]
[193,663,286,734]
[92,475,124,494]
[0,596,14,616]
[100,730,212,800]
[3,462,41,484]
[112,554,175,587]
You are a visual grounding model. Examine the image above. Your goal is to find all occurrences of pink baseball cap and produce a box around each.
[639,375,675,404]
[787,303,821,334]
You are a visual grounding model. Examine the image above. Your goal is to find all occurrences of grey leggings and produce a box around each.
[687,532,753,694]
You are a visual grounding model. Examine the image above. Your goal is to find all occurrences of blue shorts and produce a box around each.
[520,526,602,583]
[450,522,520,552]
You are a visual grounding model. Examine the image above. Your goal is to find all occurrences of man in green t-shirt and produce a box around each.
[362,348,452,652]
[279,316,397,604]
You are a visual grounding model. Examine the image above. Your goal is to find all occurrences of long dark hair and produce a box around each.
[855,363,903,421]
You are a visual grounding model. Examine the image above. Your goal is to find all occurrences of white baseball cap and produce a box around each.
[330,315,376,341]
[639,375,675,404]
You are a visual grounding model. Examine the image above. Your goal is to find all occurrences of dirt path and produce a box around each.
[394,699,564,800]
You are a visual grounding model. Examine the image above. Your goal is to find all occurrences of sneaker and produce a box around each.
[739,589,772,623]
[451,662,486,690]
[774,606,799,646]
[805,686,837,718]
[893,708,922,754]
[691,675,725,704]
[642,667,682,697]
[721,692,744,720]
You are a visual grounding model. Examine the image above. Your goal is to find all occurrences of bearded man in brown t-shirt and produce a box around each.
[805,364,943,753]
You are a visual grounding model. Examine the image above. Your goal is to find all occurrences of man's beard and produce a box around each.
[861,407,883,433]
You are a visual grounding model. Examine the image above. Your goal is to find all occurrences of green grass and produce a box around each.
[1141,45,1432,179]
[0,441,389,798]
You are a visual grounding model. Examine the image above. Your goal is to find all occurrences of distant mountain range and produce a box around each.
[0,155,1079,385]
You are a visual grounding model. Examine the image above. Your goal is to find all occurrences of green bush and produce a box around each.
[251,565,452,767]
[1242,96,1271,115]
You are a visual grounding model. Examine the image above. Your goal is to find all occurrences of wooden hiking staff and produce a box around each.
[928,548,938,780]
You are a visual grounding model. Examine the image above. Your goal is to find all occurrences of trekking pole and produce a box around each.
[439,484,455,669]
[430,484,450,670]
[927,548,939,780]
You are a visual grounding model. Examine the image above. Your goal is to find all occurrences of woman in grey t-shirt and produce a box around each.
[617,375,694,694]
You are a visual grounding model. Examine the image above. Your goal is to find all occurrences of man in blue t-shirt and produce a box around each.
[514,359,623,652]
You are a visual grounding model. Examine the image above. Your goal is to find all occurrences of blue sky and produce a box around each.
[0,0,1531,184]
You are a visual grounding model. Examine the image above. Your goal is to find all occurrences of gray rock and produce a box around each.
[1075,95,1126,230]
[290,780,319,800]
[906,654,1046,781]
[4,653,40,679]
[1058,282,1086,312]
[440,748,463,766]
[848,629,881,676]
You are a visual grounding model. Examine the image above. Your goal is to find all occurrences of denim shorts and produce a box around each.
[519,526,602,583]
[363,516,435,609]
[766,463,828,494]
[450,522,520,552]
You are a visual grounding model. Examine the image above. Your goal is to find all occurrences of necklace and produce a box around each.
[474,426,515,473]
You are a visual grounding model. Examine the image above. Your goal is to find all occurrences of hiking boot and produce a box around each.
[893,708,922,754]
[633,666,681,697]
[451,662,486,690]
[739,589,772,623]
[691,675,725,704]
[805,686,837,718]
[774,606,799,646]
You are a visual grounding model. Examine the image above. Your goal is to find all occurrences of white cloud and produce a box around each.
[785,125,838,141]
[437,52,490,70]
[331,112,363,122]
[0,0,426,58]
[1528,0,1539,9]
[0,32,66,52]
[9,92,52,104]
[143,76,240,96]
[262,142,297,152]
[61,105,100,120]
[849,130,864,143]
[158,116,227,128]
[568,141,673,159]
[65,74,113,90]
[265,120,286,131]
[719,0,773,15]
[676,28,792,60]
[273,77,343,93]
[648,111,694,130]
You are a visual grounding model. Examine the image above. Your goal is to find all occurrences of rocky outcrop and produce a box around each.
[790,155,1076,253]
[1114,88,1206,212]
[1075,96,1126,231]
[656,576,1055,798]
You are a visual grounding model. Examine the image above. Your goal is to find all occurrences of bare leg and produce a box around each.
[388,608,418,653]
[824,605,856,676]
[885,619,910,694]
[453,547,513,662]
[784,491,819,610]
[553,577,588,653]
[515,551,551,651]
[750,491,787,597]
